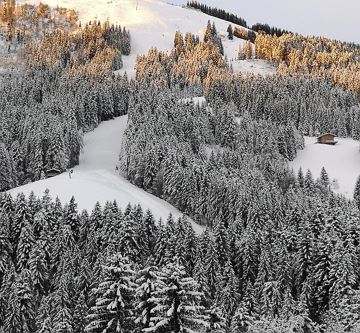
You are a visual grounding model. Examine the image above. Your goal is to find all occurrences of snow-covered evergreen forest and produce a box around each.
[1,183,360,332]
[1,0,360,332]
[0,70,130,190]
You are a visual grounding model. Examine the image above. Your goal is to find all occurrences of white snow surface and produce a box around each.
[290,136,360,199]
[9,115,204,233]
[178,96,206,107]
[230,58,276,76]
[19,0,276,77]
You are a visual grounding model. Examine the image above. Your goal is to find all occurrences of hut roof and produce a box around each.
[317,133,336,139]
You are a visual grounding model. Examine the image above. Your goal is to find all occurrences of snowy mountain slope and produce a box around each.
[6,0,277,231]
[21,0,274,77]
[290,136,360,199]
[8,115,204,233]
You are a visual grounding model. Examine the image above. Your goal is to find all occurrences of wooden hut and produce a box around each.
[317,133,337,145]
[46,168,61,178]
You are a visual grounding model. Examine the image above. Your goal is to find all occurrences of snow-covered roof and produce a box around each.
[317,133,336,139]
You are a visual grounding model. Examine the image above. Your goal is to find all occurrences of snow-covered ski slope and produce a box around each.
[9,116,204,233]
[290,137,360,199]
[21,0,275,77]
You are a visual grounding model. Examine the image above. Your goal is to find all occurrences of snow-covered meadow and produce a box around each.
[230,58,276,76]
[290,136,360,199]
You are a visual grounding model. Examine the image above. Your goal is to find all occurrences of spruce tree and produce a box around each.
[297,168,305,188]
[0,219,12,286]
[0,143,16,191]
[304,169,314,192]
[135,265,160,331]
[145,260,207,333]
[320,167,330,188]
[18,269,36,332]
[4,279,22,333]
[52,279,73,333]
[112,51,123,71]
[45,125,68,174]
[227,25,233,40]
[64,196,80,242]
[73,291,88,333]
[354,175,360,210]
[204,21,212,43]
[35,295,54,333]
[16,220,35,271]
[86,254,136,333]
[213,220,229,267]
[216,260,240,328]
[138,209,157,260]
[204,238,220,299]
[230,304,254,333]
[117,215,140,260]
[29,242,48,301]
[205,306,225,333]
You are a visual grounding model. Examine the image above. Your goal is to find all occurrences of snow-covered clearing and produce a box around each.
[9,115,204,233]
[179,96,206,107]
[0,38,23,73]
[231,58,276,76]
[203,144,223,159]
[290,136,360,199]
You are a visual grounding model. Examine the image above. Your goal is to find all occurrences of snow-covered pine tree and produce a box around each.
[138,209,158,261]
[0,143,16,191]
[297,168,305,188]
[0,218,12,285]
[204,237,221,299]
[227,25,233,40]
[3,276,22,332]
[64,196,81,242]
[304,169,314,192]
[73,291,88,333]
[213,220,229,267]
[135,265,161,331]
[117,215,140,260]
[27,138,44,182]
[230,304,254,333]
[204,305,225,333]
[112,50,123,71]
[145,260,207,333]
[4,269,36,333]
[216,260,240,328]
[52,278,74,333]
[16,220,35,271]
[35,295,54,333]
[204,21,212,43]
[328,237,357,306]
[45,125,68,175]
[29,242,48,301]
[86,254,137,333]
[353,175,360,210]
[320,167,330,188]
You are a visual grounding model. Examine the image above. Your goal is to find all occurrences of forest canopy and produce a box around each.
[1,4,360,333]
